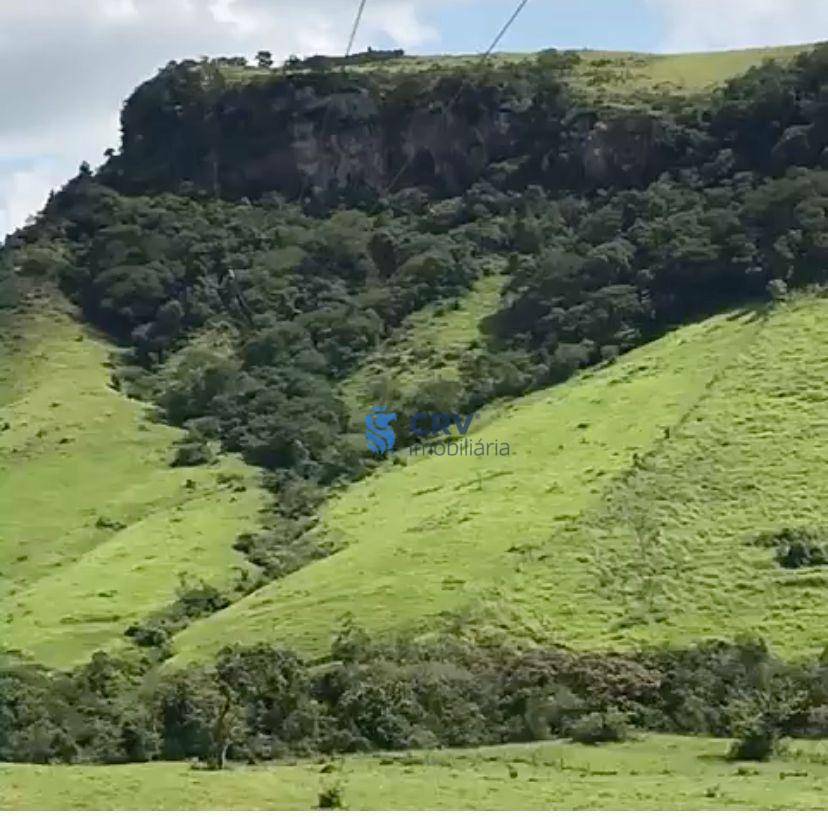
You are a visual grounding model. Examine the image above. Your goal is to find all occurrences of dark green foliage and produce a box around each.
[5,634,828,766]
[568,709,630,744]
[125,576,231,651]
[776,542,828,570]
[233,517,337,581]
[0,651,158,764]
[171,439,213,467]
[317,783,346,810]
[750,528,828,569]
[255,51,273,70]
[287,49,405,72]
[728,715,778,761]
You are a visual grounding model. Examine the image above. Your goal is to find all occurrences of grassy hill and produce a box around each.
[0,291,268,667]
[7,283,828,672]
[169,293,828,666]
[4,734,828,809]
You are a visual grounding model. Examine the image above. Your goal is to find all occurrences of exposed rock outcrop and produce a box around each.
[105,62,676,202]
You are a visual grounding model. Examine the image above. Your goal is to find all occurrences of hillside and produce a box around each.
[0,290,268,667]
[340,269,507,414]
[171,294,828,665]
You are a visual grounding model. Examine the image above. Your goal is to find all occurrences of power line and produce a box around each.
[298,0,370,204]
[483,0,531,60]
[384,0,532,195]
[345,0,370,58]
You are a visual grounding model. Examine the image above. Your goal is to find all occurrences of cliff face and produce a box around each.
[105,62,675,202]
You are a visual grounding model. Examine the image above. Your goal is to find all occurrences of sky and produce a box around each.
[2,0,828,238]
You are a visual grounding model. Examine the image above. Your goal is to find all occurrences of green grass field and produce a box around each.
[0,292,268,667]
[3,734,828,809]
[567,45,808,102]
[171,295,828,666]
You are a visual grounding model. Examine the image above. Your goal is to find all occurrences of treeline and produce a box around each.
[284,49,406,72]
[2,632,827,765]
[470,168,828,405]
[10,178,481,479]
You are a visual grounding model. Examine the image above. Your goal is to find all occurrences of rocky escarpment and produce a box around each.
[101,61,679,203]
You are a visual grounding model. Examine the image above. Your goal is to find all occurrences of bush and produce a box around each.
[317,783,346,810]
[728,716,778,761]
[803,705,828,737]
[751,528,828,569]
[568,708,630,744]
[171,440,213,467]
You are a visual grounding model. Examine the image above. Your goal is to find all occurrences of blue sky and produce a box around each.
[406,0,663,54]
[2,0,828,238]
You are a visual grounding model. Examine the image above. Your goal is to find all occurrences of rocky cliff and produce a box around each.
[101,60,679,204]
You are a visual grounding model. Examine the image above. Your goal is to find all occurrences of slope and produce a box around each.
[172,291,828,666]
[0,291,268,667]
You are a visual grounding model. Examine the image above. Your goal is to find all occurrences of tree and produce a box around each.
[255,50,273,70]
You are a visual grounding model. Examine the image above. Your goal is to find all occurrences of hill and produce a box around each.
[234,44,810,98]
[0,290,268,667]
[171,294,828,666]
[5,38,828,793]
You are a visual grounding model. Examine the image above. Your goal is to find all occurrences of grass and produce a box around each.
[170,295,828,665]
[3,734,828,809]
[225,44,811,102]
[566,45,808,102]
[0,291,268,667]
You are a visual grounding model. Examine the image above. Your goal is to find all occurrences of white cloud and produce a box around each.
[649,0,828,52]
[0,162,66,240]
[0,0,454,238]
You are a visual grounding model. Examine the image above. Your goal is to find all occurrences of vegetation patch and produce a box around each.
[750,528,828,570]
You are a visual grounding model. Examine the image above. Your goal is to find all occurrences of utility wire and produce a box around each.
[384,0,532,195]
[483,0,531,59]
[346,0,370,58]
[298,0,370,205]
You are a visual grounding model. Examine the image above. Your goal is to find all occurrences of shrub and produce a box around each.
[124,623,169,649]
[171,440,213,467]
[317,783,346,810]
[728,716,778,761]
[776,540,828,569]
[751,528,828,569]
[568,708,630,744]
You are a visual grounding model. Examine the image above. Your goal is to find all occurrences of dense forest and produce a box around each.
[4,43,828,765]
